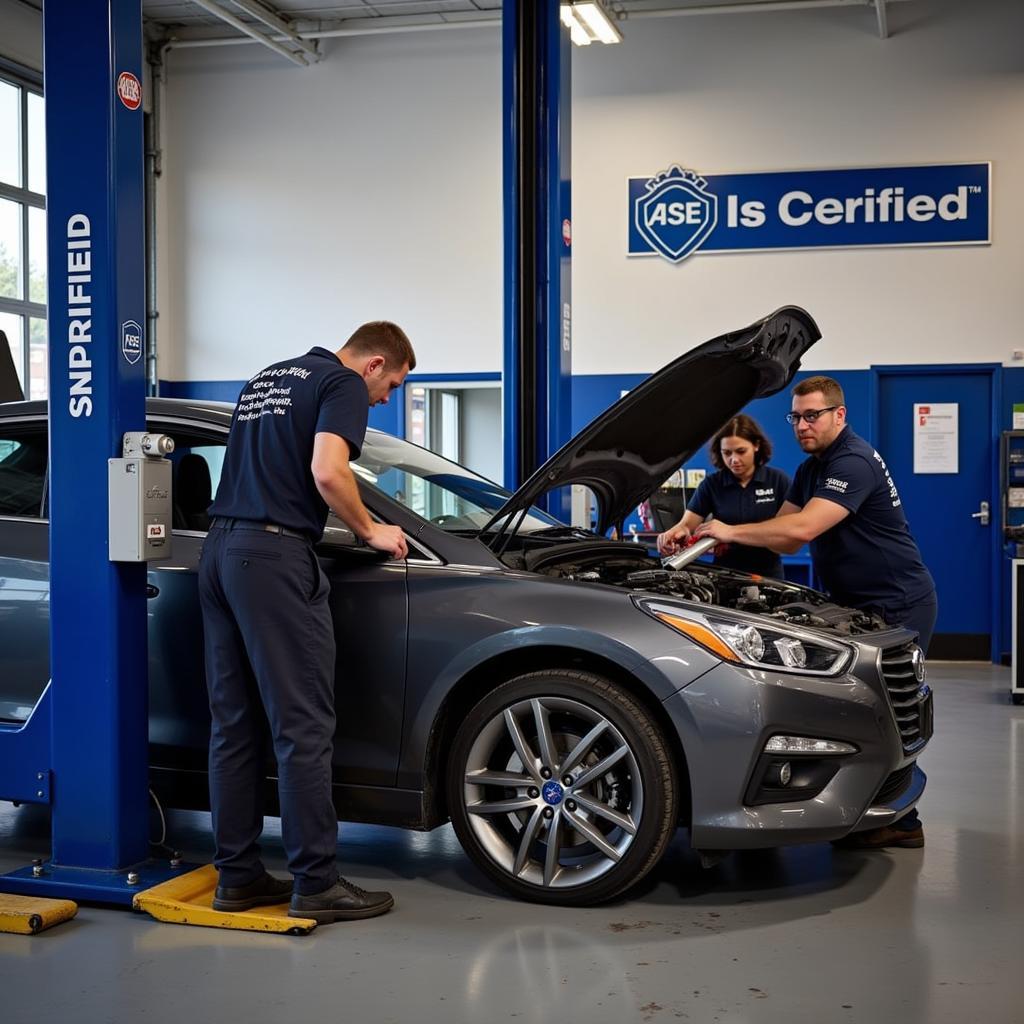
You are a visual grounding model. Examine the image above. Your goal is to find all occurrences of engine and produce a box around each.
[525,542,886,636]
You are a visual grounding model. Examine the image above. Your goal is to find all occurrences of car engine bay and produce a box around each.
[511,539,887,636]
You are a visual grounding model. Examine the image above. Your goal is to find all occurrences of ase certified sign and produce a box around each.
[628,162,991,264]
[121,320,142,365]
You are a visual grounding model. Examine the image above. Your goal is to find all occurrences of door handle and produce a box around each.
[970,500,990,526]
[147,584,160,599]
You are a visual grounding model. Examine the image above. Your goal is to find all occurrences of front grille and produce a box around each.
[880,642,933,752]
[874,763,914,805]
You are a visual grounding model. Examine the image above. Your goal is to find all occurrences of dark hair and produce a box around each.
[792,374,844,406]
[343,320,417,371]
[708,414,772,470]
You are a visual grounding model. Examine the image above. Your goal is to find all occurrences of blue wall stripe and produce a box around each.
[162,365,1024,481]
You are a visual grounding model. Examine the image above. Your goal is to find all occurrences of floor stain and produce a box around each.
[608,919,659,932]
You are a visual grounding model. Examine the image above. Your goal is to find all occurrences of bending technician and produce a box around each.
[200,321,415,923]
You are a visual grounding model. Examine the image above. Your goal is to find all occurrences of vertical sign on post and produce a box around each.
[0,0,174,904]
[46,0,149,889]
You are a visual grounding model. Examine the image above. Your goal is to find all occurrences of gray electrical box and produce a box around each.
[108,431,175,562]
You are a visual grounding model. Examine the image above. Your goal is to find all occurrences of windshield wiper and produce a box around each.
[527,525,599,539]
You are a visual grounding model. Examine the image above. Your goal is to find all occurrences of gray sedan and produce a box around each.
[0,307,931,905]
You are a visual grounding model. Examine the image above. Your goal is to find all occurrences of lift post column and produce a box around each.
[502,0,572,517]
[0,0,183,904]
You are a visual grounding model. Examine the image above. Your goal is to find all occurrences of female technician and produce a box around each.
[657,414,791,578]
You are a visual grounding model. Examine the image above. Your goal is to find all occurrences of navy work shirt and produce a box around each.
[786,425,935,612]
[210,347,369,542]
[687,465,791,576]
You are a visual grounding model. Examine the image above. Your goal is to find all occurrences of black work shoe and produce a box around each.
[288,876,394,923]
[212,872,293,912]
[833,824,925,850]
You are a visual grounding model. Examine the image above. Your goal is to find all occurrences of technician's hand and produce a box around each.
[365,523,408,560]
[694,519,736,544]
[657,523,691,556]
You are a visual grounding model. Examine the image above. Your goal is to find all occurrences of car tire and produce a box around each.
[447,669,678,906]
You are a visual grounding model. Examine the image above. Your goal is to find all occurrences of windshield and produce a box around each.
[353,430,564,533]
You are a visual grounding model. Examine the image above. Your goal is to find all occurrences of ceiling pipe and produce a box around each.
[624,0,909,18]
[165,16,501,51]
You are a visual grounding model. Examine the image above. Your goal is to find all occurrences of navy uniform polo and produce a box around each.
[201,345,372,896]
[687,464,791,577]
[210,347,369,542]
[786,425,935,613]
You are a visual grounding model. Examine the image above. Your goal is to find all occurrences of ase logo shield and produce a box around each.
[634,165,718,264]
[121,320,143,366]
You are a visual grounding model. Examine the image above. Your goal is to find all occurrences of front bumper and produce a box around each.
[658,638,932,849]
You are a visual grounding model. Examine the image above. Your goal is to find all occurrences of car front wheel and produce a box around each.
[447,670,678,905]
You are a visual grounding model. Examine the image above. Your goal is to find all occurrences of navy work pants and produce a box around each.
[199,522,339,895]
[877,590,939,655]
[874,589,938,833]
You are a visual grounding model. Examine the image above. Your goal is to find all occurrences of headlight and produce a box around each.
[636,600,851,676]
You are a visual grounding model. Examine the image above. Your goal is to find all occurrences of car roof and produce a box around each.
[0,396,232,429]
[0,396,389,442]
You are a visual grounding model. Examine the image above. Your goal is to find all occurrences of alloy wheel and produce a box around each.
[462,695,644,890]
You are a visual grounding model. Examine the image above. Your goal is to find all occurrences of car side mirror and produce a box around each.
[321,523,359,547]
[316,524,391,563]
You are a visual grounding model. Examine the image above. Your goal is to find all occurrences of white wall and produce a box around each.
[5,0,1023,380]
[571,0,1024,373]
[157,0,1024,382]
[159,29,502,383]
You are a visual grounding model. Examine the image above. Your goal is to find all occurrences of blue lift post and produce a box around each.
[502,0,573,518]
[0,0,186,904]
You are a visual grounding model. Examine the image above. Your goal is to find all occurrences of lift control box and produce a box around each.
[108,432,175,562]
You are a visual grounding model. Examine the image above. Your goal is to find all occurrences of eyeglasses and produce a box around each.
[785,406,838,425]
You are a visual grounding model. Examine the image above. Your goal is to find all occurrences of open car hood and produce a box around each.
[487,306,821,537]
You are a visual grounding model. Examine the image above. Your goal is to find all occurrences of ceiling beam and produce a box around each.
[227,0,320,59]
[187,0,309,64]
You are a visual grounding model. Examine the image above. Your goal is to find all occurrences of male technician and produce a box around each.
[200,321,415,922]
[695,375,936,848]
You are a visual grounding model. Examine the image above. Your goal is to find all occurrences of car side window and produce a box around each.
[0,427,47,518]
[148,424,227,534]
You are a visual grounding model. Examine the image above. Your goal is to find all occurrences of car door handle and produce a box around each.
[147,584,159,599]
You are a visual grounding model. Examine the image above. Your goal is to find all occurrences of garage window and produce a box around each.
[0,65,46,401]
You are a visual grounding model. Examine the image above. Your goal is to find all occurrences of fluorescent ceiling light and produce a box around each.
[561,1,622,46]
[560,6,593,46]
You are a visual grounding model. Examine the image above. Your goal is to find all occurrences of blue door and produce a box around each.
[875,367,997,660]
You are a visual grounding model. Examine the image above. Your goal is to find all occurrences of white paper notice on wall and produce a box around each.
[913,402,958,474]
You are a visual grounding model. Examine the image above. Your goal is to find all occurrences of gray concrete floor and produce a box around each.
[1,662,1022,1024]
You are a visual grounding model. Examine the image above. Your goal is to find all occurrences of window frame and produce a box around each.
[0,60,46,400]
